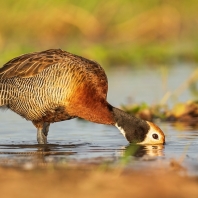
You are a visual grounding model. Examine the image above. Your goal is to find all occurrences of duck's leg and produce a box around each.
[37,122,50,144]
[32,121,50,144]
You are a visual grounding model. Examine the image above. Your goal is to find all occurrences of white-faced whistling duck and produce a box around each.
[0,49,165,144]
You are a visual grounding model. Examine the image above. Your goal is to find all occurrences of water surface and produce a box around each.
[0,65,198,175]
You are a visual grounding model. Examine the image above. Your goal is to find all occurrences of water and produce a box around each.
[0,65,198,175]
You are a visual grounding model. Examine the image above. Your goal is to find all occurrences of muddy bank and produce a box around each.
[0,165,198,198]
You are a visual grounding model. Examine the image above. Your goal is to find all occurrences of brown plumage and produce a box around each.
[0,49,165,144]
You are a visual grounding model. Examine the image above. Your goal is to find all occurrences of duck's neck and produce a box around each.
[68,100,115,125]
[112,107,149,143]
[69,99,149,142]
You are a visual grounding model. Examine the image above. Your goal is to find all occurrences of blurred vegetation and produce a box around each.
[121,68,198,127]
[121,100,198,128]
[1,0,198,67]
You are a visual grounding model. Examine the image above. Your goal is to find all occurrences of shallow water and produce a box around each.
[0,65,198,175]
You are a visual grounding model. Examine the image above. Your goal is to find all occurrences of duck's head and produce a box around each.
[137,121,165,145]
[113,108,165,145]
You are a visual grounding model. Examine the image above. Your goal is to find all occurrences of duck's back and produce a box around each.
[0,49,108,122]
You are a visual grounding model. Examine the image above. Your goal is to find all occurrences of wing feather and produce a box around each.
[0,49,64,79]
[0,49,108,99]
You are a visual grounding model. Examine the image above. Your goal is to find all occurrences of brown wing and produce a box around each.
[0,49,65,79]
[0,48,108,100]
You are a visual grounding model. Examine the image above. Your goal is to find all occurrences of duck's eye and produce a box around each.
[152,133,159,140]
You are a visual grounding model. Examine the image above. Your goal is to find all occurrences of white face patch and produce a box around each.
[115,123,126,138]
[115,121,165,145]
[138,121,165,145]
[137,129,159,145]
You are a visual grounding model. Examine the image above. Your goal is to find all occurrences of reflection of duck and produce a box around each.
[0,49,165,145]
[123,144,164,158]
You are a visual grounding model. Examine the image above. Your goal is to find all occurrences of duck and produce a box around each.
[0,49,165,144]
